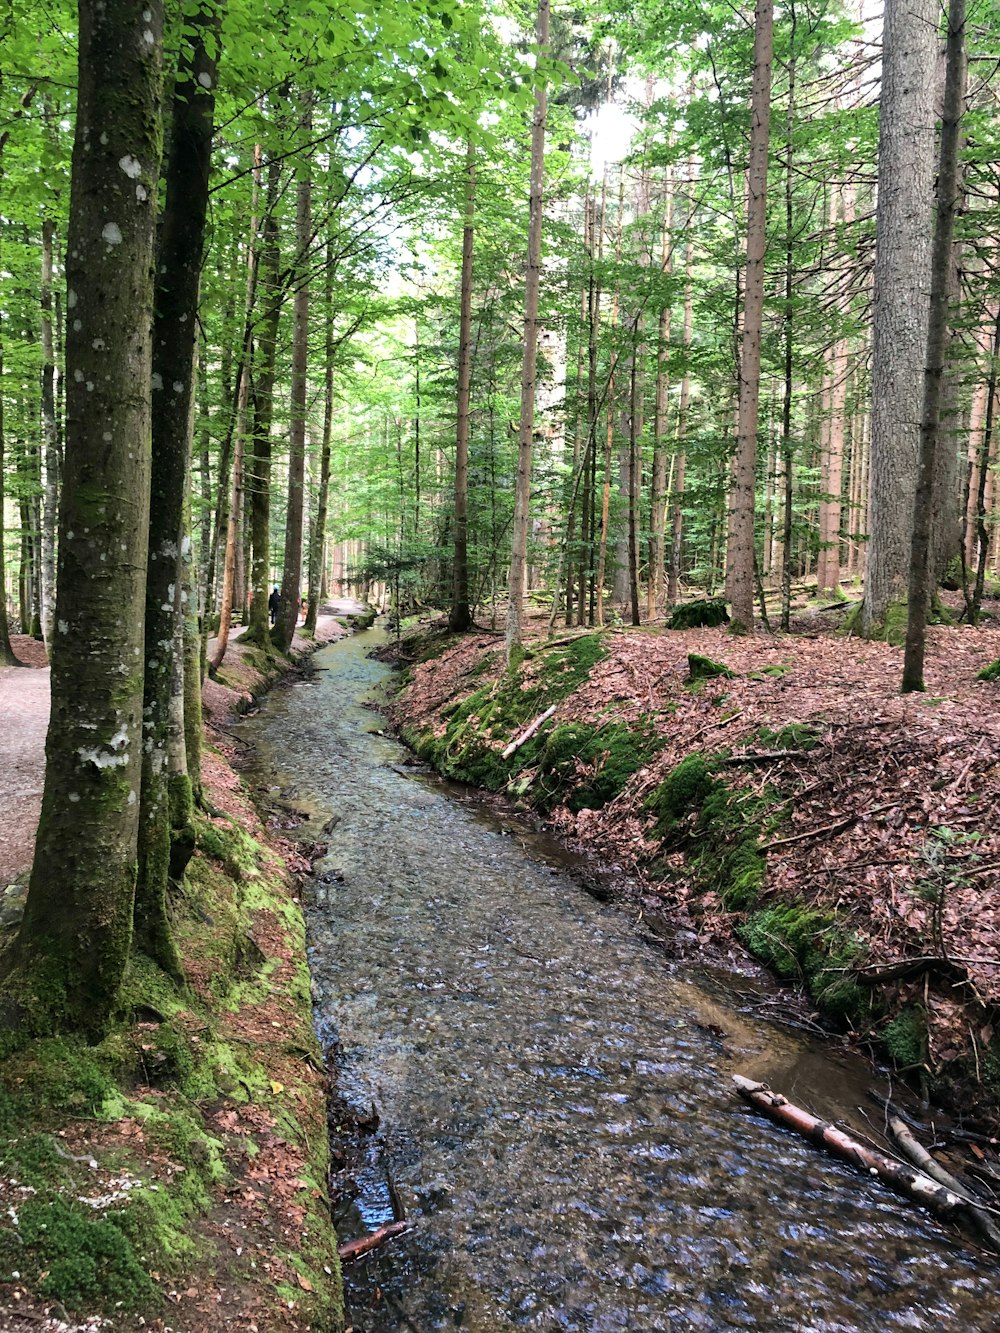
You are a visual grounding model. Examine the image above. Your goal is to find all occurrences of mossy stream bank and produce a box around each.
[0,624,355,1331]
[390,620,1000,1128]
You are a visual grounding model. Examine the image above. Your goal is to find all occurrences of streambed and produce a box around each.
[240,627,1000,1331]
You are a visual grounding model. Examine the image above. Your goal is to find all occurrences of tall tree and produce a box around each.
[860,0,938,636]
[725,0,773,634]
[902,0,966,691]
[275,118,312,653]
[3,0,163,1035]
[135,0,222,975]
[505,0,550,662]
[450,139,477,633]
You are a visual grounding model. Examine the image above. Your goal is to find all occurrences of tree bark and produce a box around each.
[305,232,335,636]
[7,0,163,1035]
[504,0,549,664]
[861,0,938,635]
[274,121,312,654]
[40,213,60,651]
[450,139,476,633]
[135,0,221,974]
[725,0,773,634]
[902,0,965,691]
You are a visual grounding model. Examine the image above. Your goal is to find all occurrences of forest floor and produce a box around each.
[389,591,1000,1128]
[0,608,359,1332]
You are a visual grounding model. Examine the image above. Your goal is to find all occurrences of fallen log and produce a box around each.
[337,1219,411,1263]
[733,1076,967,1219]
[501,704,557,759]
[890,1116,1000,1253]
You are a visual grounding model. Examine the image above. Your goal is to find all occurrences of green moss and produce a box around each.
[0,1196,158,1313]
[755,722,821,751]
[976,659,1000,682]
[667,598,730,630]
[749,663,791,680]
[738,902,872,1027]
[531,719,664,814]
[882,1007,926,1069]
[646,755,720,843]
[686,653,736,683]
[195,814,263,882]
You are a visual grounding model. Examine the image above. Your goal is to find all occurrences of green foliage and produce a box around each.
[532,719,663,813]
[976,659,1000,682]
[668,598,730,629]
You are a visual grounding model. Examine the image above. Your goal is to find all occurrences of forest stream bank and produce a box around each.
[388,607,1000,1128]
[0,607,367,1332]
[235,616,1000,1330]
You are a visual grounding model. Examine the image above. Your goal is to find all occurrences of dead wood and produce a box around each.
[890,1116,1000,1252]
[501,704,557,759]
[733,1075,969,1219]
[852,956,970,986]
[337,1219,412,1263]
[762,812,858,852]
[720,748,809,765]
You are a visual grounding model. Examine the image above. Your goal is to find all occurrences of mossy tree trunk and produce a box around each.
[135,0,221,976]
[5,0,163,1037]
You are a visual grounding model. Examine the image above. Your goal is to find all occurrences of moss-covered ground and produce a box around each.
[0,643,346,1330]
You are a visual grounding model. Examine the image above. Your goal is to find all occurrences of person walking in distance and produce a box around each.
[268,586,280,626]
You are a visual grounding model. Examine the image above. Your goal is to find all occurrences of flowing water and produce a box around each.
[240,627,1000,1332]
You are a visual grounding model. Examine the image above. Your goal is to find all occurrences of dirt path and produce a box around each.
[0,602,369,888]
[0,642,50,885]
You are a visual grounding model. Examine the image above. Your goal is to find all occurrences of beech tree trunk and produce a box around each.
[0,344,17,665]
[860,0,938,635]
[39,214,59,650]
[504,0,549,663]
[725,0,773,634]
[135,0,221,974]
[7,0,163,1036]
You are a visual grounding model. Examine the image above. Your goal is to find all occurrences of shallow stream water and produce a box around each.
[240,628,1000,1331]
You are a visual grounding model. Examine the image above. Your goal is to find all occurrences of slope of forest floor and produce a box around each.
[388,598,1000,1127]
[0,615,354,1332]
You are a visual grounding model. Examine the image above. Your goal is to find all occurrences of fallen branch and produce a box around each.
[733,1076,968,1219]
[890,1116,1000,1252]
[337,1219,411,1263]
[761,812,858,852]
[720,749,809,765]
[501,704,557,759]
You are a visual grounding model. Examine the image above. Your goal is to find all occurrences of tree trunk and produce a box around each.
[275,126,312,653]
[305,233,335,636]
[7,0,163,1036]
[504,0,549,664]
[450,139,476,633]
[860,0,938,636]
[40,214,59,651]
[725,0,773,634]
[649,177,673,619]
[135,0,221,974]
[243,162,282,647]
[0,343,17,665]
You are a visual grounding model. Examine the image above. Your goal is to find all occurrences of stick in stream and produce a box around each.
[501,704,557,759]
[337,1219,411,1263]
[732,1076,968,1219]
[889,1116,1000,1253]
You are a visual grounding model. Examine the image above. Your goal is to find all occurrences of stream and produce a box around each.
[240,626,1000,1331]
